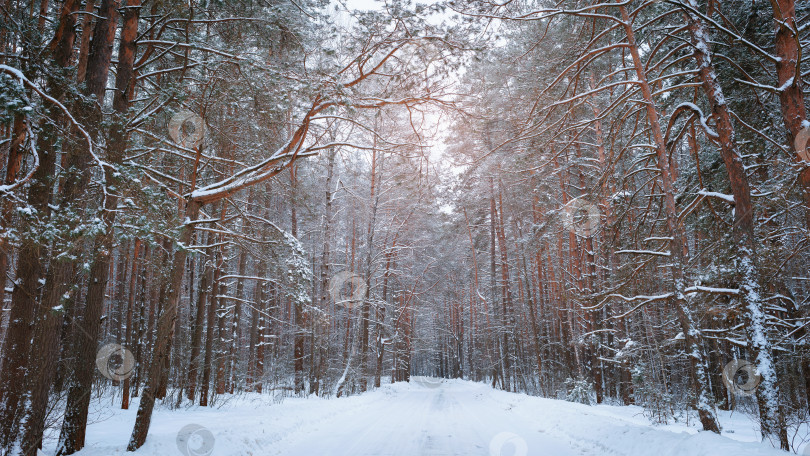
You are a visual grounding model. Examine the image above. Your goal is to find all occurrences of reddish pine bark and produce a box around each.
[618,2,721,433]
[0,0,80,448]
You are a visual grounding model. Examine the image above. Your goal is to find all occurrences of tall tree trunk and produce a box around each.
[520,250,543,393]
[122,238,141,409]
[215,277,227,396]
[228,244,248,393]
[201,227,222,406]
[375,237,395,388]
[496,181,512,392]
[315,149,336,394]
[56,1,134,452]
[0,114,24,318]
[768,0,810,227]
[0,0,80,448]
[254,256,268,394]
[618,2,720,433]
[360,138,382,392]
[247,276,259,392]
[127,202,200,451]
[488,177,506,390]
[186,233,211,402]
[291,165,306,394]
[75,0,97,84]
[682,4,788,447]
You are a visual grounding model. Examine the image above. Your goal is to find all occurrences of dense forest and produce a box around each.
[0,0,808,454]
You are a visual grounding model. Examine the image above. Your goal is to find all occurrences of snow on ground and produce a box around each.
[47,379,802,456]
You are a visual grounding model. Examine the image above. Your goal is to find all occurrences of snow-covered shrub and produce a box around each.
[564,378,594,405]
[632,364,675,425]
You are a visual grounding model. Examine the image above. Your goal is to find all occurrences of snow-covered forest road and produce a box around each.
[57,379,790,456]
[282,378,579,456]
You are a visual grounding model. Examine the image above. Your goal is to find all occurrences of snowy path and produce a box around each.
[280,378,578,456]
[57,379,792,456]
